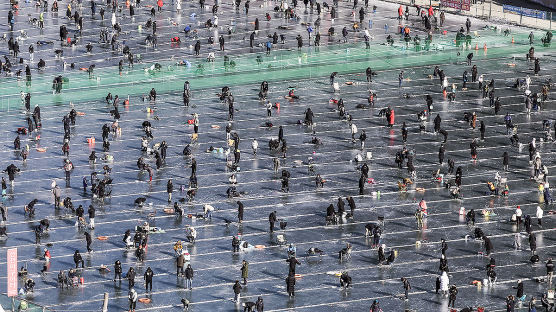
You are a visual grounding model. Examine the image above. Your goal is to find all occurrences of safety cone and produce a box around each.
[511,36,514,44]
[475,43,479,50]
[483,43,487,51]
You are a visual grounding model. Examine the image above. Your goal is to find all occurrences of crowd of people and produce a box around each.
[0,0,554,311]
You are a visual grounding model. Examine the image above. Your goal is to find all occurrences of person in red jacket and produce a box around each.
[398,5,403,20]
[388,108,395,127]
[428,6,434,17]
[157,0,163,11]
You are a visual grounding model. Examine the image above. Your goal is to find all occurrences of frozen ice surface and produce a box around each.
[0,0,554,311]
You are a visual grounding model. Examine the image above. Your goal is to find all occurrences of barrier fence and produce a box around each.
[384,0,554,30]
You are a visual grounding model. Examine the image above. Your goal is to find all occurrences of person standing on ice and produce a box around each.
[252,139,258,155]
[128,288,137,312]
[144,267,153,292]
[418,198,428,216]
[286,273,296,297]
[237,201,244,223]
[84,232,93,252]
[233,280,242,302]
[241,260,249,285]
[401,277,411,300]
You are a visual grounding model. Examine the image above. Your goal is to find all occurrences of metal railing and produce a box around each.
[383,0,554,30]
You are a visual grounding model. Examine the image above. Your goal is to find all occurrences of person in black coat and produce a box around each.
[268,211,277,232]
[144,267,153,292]
[233,280,242,302]
[84,232,93,252]
[347,197,356,216]
[378,246,386,263]
[73,250,84,268]
[438,144,445,165]
[483,236,493,255]
[386,250,396,264]
[529,233,537,255]
[466,209,476,225]
[441,239,448,256]
[337,197,345,215]
[114,260,122,281]
[286,274,296,297]
[439,255,449,272]
[448,285,458,307]
[506,295,516,312]
[278,126,284,142]
[185,264,194,289]
[361,163,369,178]
[340,271,352,288]
[237,201,244,223]
[88,205,95,229]
[127,267,136,289]
[255,297,264,312]
[286,257,301,275]
[515,280,524,299]
[5,164,20,184]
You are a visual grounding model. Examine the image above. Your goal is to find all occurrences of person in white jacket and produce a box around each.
[186,226,197,243]
[440,271,449,295]
[229,174,237,184]
[125,235,133,249]
[128,288,138,312]
[536,206,544,227]
[252,139,258,155]
[203,204,214,219]
[350,123,358,143]
[515,206,523,230]
[176,0,182,12]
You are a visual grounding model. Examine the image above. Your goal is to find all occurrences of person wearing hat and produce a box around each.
[63,159,73,185]
[128,288,138,312]
[255,297,264,312]
[233,280,242,302]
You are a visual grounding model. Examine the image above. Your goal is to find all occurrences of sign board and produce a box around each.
[441,0,471,11]
[7,248,17,297]
[461,0,471,11]
[502,5,547,19]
